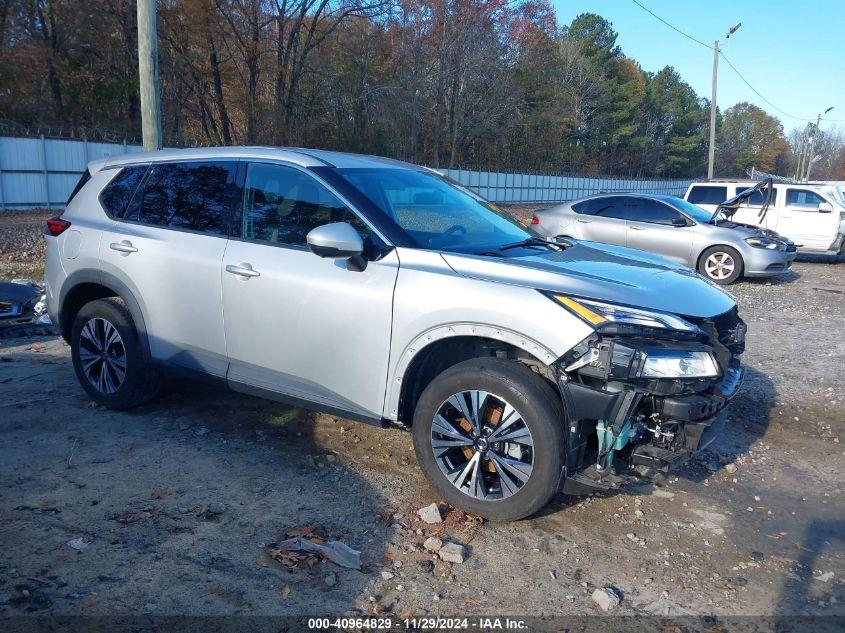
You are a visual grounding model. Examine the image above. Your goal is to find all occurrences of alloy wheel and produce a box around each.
[704,252,735,280]
[78,317,127,394]
[431,390,534,501]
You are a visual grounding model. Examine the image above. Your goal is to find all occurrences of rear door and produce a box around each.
[730,186,778,229]
[220,162,399,420]
[99,160,238,376]
[572,196,630,246]
[779,188,837,249]
[625,198,694,265]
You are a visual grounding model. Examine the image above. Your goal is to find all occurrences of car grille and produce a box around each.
[0,300,22,318]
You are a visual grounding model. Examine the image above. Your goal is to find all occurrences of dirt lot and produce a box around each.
[1,209,844,623]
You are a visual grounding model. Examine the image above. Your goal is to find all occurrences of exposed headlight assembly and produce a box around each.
[548,294,703,337]
[745,236,784,250]
[639,350,719,378]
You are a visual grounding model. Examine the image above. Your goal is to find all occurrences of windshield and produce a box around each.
[333,168,534,253]
[664,197,717,224]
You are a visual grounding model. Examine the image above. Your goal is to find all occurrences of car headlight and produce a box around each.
[548,294,703,336]
[745,236,783,250]
[639,350,719,378]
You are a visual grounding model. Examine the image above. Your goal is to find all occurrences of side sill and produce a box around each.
[228,380,388,429]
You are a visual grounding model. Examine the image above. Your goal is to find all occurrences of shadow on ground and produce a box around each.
[0,344,391,617]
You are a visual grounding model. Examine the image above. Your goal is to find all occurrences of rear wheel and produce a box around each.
[411,358,565,521]
[698,245,743,284]
[71,298,160,409]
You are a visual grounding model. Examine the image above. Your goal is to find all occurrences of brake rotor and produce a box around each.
[457,403,503,472]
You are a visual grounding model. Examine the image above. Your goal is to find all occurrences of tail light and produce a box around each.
[531,215,540,225]
[44,217,71,236]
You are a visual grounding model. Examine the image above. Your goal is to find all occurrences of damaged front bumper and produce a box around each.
[555,309,745,494]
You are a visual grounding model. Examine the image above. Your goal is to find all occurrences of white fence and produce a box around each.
[0,136,694,209]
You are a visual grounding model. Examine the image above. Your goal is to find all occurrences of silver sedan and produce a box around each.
[532,193,796,284]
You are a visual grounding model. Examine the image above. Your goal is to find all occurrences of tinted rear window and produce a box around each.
[740,188,777,206]
[67,170,91,205]
[572,197,631,219]
[687,186,727,205]
[127,161,238,235]
[100,166,148,217]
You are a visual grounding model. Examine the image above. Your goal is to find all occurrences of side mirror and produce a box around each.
[671,217,689,227]
[306,222,364,259]
[818,202,833,214]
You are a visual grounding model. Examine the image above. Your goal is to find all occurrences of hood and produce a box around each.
[713,219,781,239]
[441,241,736,319]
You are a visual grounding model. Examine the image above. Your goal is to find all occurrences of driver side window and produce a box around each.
[243,163,370,246]
[785,188,825,211]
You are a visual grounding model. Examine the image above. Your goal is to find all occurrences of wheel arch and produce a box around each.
[59,270,151,361]
[388,324,558,425]
[696,243,745,272]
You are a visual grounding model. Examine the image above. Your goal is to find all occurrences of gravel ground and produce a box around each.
[0,209,843,623]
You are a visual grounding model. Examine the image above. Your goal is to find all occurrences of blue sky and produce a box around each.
[549,0,845,134]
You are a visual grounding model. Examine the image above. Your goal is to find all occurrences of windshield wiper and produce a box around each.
[499,237,571,252]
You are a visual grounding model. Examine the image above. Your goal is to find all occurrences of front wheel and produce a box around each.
[411,358,565,521]
[698,245,744,285]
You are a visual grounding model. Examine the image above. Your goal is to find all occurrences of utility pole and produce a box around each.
[707,40,720,180]
[707,22,741,180]
[137,0,162,151]
[804,107,834,182]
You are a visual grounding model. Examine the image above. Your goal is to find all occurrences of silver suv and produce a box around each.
[44,148,745,520]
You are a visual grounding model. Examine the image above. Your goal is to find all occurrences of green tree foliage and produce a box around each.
[716,102,792,177]
[0,2,811,178]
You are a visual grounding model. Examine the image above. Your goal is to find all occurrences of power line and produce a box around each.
[630,0,843,124]
[629,0,712,50]
[719,51,844,123]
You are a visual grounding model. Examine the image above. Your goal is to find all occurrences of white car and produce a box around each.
[684,180,845,255]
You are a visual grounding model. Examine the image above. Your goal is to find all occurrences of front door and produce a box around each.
[777,188,837,250]
[99,160,238,376]
[221,162,399,420]
[624,198,694,265]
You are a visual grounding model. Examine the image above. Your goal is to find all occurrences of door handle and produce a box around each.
[225,263,260,278]
[576,219,591,223]
[629,226,645,231]
[110,240,138,254]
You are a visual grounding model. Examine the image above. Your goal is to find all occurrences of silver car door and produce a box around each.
[576,196,631,247]
[625,198,694,265]
[221,162,399,421]
[98,160,236,376]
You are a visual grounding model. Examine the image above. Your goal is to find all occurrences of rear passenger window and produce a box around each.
[741,188,777,207]
[243,163,370,246]
[687,186,727,205]
[129,161,237,235]
[591,196,635,220]
[100,166,147,218]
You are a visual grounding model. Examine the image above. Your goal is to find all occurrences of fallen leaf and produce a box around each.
[281,585,290,598]
[257,560,269,568]
[202,587,217,596]
[150,490,167,500]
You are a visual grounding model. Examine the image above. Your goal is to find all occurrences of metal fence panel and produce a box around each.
[0,136,142,210]
[0,136,695,210]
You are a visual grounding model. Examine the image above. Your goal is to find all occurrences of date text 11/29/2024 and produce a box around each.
[307,617,529,630]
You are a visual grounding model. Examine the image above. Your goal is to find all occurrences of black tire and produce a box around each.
[71,297,161,409]
[411,357,565,521]
[698,245,744,285]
